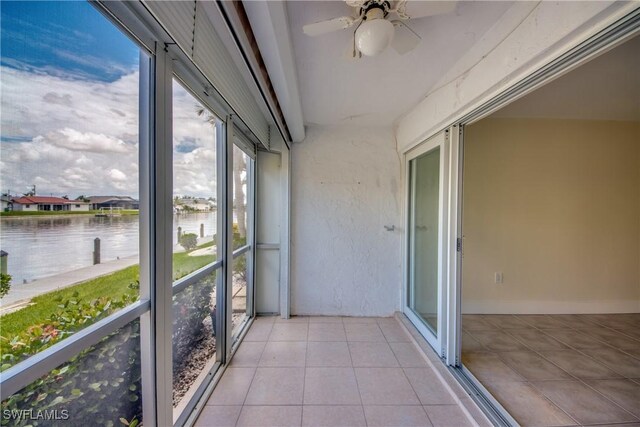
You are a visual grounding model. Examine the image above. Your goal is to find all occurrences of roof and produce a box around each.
[88,196,138,204]
[12,196,89,205]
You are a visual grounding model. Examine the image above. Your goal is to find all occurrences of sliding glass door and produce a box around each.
[405,131,448,354]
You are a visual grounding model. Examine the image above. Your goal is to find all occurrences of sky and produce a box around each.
[1,1,217,200]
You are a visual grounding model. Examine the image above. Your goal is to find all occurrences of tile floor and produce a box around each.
[195,316,476,427]
[462,313,640,426]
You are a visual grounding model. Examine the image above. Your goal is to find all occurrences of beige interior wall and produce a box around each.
[462,118,640,314]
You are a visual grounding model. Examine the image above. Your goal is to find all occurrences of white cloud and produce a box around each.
[108,168,127,182]
[1,65,221,199]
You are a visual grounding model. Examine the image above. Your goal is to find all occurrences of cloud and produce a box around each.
[108,168,127,182]
[44,128,132,153]
[1,65,220,199]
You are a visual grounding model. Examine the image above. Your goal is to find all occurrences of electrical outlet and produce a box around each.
[494,272,503,284]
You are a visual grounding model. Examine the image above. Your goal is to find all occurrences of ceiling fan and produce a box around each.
[303,0,457,58]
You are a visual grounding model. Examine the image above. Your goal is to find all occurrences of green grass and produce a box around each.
[0,210,140,217]
[0,243,216,339]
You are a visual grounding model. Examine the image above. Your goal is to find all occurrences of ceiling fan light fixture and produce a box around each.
[355,18,394,57]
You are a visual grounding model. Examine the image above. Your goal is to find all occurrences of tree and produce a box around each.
[233,153,247,239]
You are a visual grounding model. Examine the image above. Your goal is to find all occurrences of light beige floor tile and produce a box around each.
[343,317,379,324]
[269,323,308,341]
[483,315,532,329]
[461,352,525,383]
[349,342,399,367]
[424,405,474,427]
[543,329,607,349]
[308,323,346,341]
[303,367,361,405]
[231,341,267,367]
[363,405,431,427]
[483,381,575,426]
[582,327,640,350]
[532,380,638,425]
[379,322,412,343]
[207,367,256,405]
[498,351,572,380]
[306,341,352,367]
[540,349,621,379]
[516,315,572,329]
[254,316,276,325]
[275,316,309,323]
[585,379,640,418]
[244,367,305,405]
[307,316,344,323]
[389,342,428,367]
[344,323,386,342]
[581,347,640,378]
[469,330,528,352]
[507,329,568,351]
[462,315,498,331]
[355,367,420,405]
[403,368,456,405]
[302,406,366,427]
[195,405,242,427]
[259,341,307,367]
[236,406,302,427]
[244,322,274,341]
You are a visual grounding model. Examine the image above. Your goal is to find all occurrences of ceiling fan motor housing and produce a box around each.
[360,0,391,20]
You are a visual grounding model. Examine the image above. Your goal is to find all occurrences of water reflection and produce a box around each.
[0,212,217,284]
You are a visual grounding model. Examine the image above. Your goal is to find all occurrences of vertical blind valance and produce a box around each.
[142,1,269,149]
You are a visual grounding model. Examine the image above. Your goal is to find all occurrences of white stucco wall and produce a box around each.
[291,125,402,316]
[395,1,638,152]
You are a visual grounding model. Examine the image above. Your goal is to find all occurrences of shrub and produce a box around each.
[0,274,10,299]
[172,274,215,373]
[0,283,142,426]
[179,233,198,251]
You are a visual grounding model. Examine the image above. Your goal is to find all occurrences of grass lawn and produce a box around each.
[0,210,140,217]
[0,243,216,340]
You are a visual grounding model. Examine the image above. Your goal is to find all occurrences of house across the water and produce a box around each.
[11,196,90,212]
[88,196,139,210]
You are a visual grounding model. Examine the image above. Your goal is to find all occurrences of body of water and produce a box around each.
[0,212,217,285]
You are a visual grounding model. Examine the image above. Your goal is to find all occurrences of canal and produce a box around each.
[0,212,217,285]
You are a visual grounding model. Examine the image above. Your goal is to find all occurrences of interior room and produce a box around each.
[0,1,638,427]
[461,35,640,426]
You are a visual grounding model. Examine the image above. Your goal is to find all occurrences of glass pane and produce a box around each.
[409,148,440,334]
[232,145,249,250]
[171,79,219,416]
[1,1,141,370]
[232,253,249,338]
[1,320,142,426]
[171,79,218,279]
[172,271,217,410]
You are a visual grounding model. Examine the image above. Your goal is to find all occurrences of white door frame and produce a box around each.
[403,130,450,357]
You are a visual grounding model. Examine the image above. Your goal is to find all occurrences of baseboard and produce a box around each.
[462,299,640,314]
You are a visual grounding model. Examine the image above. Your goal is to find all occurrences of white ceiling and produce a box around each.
[491,35,640,121]
[286,1,514,127]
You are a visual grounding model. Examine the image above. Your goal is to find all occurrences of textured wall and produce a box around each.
[291,125,402,316]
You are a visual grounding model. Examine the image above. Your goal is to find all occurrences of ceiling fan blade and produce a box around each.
[394,1,457,20]
[391,21,421,54]
[303,16,356,37]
